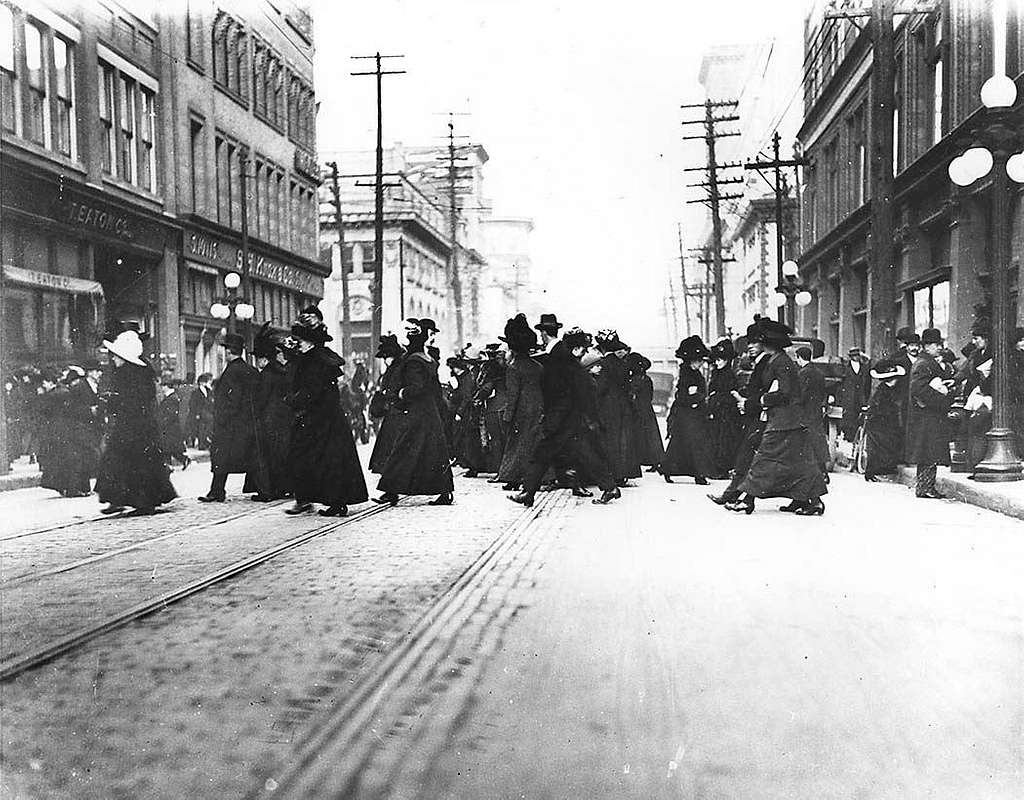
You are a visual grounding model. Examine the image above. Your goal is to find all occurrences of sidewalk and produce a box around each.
[0,449,210,493]
[892,464,1024,522]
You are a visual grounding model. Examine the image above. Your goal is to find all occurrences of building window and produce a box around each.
[140,87,156,191]
[253,40,266,118]
[1,4,17,134]
[929,17,944,146]
[186,0,203,67]
[98,61,115,174]
[52,36,74,157]
[24,21,46,145]
[212,10,246,100]
[118,74,137,183]
[893,60,903,175]
[215,133,229,225]
[913,280,949,336]
[190,117,203,212]
[825,140,839,227]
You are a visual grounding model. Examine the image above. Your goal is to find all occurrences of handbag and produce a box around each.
[368,390,391,419]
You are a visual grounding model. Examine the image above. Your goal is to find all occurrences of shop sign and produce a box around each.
[184,228,324,297]
[60,199,133,241]
[2,264,104,296]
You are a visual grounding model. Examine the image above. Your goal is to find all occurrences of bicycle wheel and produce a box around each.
[854,423,869,474]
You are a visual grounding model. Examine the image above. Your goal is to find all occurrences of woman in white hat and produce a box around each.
[93,330,177,515]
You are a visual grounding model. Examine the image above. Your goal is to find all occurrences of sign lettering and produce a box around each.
[63,200,133,240]
[188,233,220,261]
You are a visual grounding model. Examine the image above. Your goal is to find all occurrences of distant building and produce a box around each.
[795,2,1024,354]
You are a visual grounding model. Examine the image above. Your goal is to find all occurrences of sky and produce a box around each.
[311,0,812,345]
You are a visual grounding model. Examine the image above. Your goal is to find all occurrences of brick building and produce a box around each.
[796,1,1024,356]
[0,0,323,380]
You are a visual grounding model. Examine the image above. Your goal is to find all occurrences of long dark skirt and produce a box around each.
[498,419,542,484]
[632,406,665,467]
[865,416,902,477]
[738,428,828,500]
[369,409,402,473]
[663,413,714,477]
[708,399,743,477]
[377,410,455,496]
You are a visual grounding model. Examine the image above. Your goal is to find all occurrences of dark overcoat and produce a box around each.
[210,358,257,474]
[369,359,404,473]
[894,348,915,460]
[94,363,177,509]
[798,362,829,468]
[189,385,214,446]
[593,354,641,481]
[35,389,63,490]
[476,360,509,473]
[244,361,294,497]
[707,364,743,476]
[738,351,827,500]
[285,346,368,506]
[840,359,872,439]
[630,371,665,467]
[497,354,543,483]
[908,353,952,465]
[157,392,186,463]
[65,378,101,489]
[865,381,903,476]
[663,364,714,477]
[377,351,455,495]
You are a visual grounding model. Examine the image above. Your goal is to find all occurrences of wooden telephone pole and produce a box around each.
[683,99,742,337]
[326,161,352,360]
[351,53,405,378]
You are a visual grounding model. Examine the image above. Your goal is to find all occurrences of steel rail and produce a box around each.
[0,501,397,683]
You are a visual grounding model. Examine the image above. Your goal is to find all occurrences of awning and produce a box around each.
[3,264,104,296]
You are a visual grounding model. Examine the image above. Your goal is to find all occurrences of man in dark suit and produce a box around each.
[908,328,953,498]
[199,334,257,502]
[708,322,770,506]
[189,372,214,449]
[840,346,872,441]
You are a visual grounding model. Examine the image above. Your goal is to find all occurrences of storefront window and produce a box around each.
[913,280,949,336]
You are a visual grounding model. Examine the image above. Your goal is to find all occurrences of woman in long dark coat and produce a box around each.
[707,339,743,478]
[35,372,64,494]
[730,319,827,515]
[863,359,906,481]
[497,314,544,491]
[375,319,455,505]
[61,366,102,496]
[476,347,509,475]
[94,331,177,515]
[368,334,406,474]
[283,320,368,516]
[625,352,664,470]
[662,335,714,484]
[593,329,641,485]
[245,324,294,500]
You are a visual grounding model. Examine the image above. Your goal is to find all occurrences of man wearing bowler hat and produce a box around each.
[199,332,257,502]
[894,326,921,462]
[535,314,563,357]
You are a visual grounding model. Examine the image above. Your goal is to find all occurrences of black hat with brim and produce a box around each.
[896,326,921,345]
[675,335,711,361]
[375,334,405,360]
[870,359,907,380]
[534,313,563,332]
[922,327,944,345]
[754,318,793,348]
[291,321,332,344]
[710,338,736,361]
[221,332,246,351]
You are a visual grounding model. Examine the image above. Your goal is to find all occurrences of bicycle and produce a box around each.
[850,406,869,474]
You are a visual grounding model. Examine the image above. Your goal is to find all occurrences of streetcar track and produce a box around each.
[0,499,402,683]
[1,500,289,587]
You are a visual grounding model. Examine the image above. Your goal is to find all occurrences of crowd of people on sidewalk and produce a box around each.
[11,297,1021,517]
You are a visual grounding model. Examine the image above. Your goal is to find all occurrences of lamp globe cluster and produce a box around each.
[210,302,231,320]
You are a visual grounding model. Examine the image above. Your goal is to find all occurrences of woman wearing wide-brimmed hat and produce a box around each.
[728,319,828,516]
[244,323,294,501]
[863,358,907,481]
[374,319,455,506]
[625,351,665,471]
[592,329,641,485]
[497,314,544,491]
[282,318,368,516]
[93,331,177,515]
[662,335,715,484]
[368,333,406,474]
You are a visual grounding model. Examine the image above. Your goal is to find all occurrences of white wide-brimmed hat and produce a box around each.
[102,330,146,366]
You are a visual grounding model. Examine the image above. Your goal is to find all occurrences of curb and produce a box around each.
[0,450,211,494]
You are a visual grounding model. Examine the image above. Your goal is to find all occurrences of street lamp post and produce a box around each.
[948,73,1024,482]
[772,259,813,329]
[210,271,255,344]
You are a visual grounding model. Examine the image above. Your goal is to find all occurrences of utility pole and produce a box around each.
[326,161,352,360]
[744,130,806,326]
[677,222,691,337]
[351,53,405,379]
[446,115,467,346]
[238,146,251,349]
[683,99,742,337]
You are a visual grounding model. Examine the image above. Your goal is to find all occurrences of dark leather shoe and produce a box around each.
[779,501,803,513]
[663,474,674,483]
[571,487,594,498]
[707,493,729,506]
[284,502,313,515]
[794,500,825,516]
[464,470,478,479]
[725,497,755,514]
[100,505,126,514]
[318,505,348,517]
[373,493,399,505]
[126,507,156,517]
[695,476,709,486]
[501,483,518,491]
[592,489,617,505]
[428,493,454,506]
[509,491,534,507]
[198,494,225,503]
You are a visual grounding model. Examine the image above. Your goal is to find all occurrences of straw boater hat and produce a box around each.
[102,330,146,366]
[870,359,907,381]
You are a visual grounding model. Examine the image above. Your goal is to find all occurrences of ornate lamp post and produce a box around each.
[771,259,813,330]
[210,271,255,338]
[948,73,1024,482]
